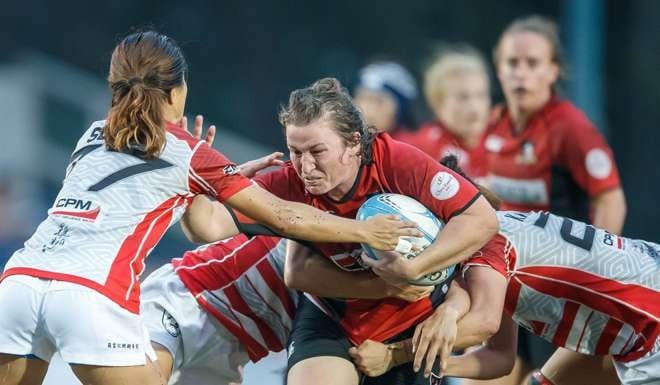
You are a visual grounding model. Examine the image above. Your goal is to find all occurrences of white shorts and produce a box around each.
[614,337,660,385]
[0,275,156,366]
[141,263,249,385]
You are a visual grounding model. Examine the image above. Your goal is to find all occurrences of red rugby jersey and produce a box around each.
[399,121,489,180]
[484,97,621,221]
[250,133,481,344]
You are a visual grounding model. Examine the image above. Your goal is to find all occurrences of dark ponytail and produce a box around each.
[105,31,187,158]
[439,155,501,210]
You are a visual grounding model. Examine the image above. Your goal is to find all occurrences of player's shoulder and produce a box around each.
[545,98,595,131]
[164,122,202,150]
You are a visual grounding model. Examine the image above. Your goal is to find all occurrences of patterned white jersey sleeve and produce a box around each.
[467,210,659,362]
[1,120,251,313]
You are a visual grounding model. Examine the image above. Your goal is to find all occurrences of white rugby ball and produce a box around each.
[356,193,456,286]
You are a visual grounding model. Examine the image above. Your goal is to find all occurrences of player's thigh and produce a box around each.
[288,356,359,385]
[153,342,174,382]
[71,355,165,385]
[287,296,358,385]
[0,354,49,385]
[541,348,619,385]
[460,355,528,385]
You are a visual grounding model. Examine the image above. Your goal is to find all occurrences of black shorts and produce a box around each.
[287,296,440,385]
[517,327,557,369]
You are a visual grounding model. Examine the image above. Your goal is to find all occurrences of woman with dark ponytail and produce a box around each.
[0,32,417,385]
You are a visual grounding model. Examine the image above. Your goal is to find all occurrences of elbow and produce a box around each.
[494,355,516,378]
[474,312,502,342]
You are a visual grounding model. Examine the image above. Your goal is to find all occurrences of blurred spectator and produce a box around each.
[467,15,627,385]
[401,45,491,180]
[353,61,418,136]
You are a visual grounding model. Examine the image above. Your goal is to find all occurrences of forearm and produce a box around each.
[181,195,239,243]
[591,188,626,235]
[409,199,498,280]
[226,186,366,243]
[443,346,513,379]
[289,256,391,299]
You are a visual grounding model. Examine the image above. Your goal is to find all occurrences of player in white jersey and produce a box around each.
[0,31,419,385]
[139,199,434,385]
[355,210,659,384]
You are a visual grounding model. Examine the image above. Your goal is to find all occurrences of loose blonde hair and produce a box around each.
[424,44,489,107]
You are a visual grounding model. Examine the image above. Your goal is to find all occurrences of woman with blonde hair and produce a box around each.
[402,44,491,180]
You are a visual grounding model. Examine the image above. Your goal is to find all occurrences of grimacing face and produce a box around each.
[286,117,361,199]
[497,31,559,115]
[432,71,490,141]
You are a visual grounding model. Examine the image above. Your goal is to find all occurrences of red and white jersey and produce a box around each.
[173,234,296,362]
[467,211,660,361]
[1,120,251,313]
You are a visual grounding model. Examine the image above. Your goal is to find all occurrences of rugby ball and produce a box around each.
[356,193,456,286]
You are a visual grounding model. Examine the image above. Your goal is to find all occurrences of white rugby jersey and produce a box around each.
[1,120,251,313]
[467,211,659,362]
[172,234,297,362]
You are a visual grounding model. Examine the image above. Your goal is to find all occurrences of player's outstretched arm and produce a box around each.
[284,241,431,301]
[224,184,421,250]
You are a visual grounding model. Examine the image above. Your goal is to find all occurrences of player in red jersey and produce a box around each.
[353,159,657,385]
[481,15,627,384]
[353,61,419,138]
[0,32,417,385]
[230,77,497,385]
[400,45,491,180]
[140,199,437,385]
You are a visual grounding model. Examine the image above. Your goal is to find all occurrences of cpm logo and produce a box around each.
[56,198,92,210]
[52,198,100,221]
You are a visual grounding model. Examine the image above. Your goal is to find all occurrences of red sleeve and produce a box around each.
[188,141,252,202]
[555,106,621,197]
[462,234,509,278]
[230,165,301,236]
[378,134,481,222]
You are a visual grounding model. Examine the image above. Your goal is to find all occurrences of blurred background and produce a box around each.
[1,0,659,384]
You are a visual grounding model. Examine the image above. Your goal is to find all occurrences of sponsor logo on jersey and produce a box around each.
[485,135,504,153]
[585,148,612,180]
[516,141,537,165]
[107,342,140,350]
[223,164,239,175]
[162,309,180,337]
[41,223,72,253]
[51,198,101,222]
[430,172,459,200]
[488,175,549,205]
